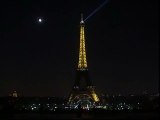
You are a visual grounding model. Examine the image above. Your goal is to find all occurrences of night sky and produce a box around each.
[0,0,159,97]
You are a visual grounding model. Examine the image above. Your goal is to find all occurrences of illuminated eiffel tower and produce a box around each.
[68,14,100,108]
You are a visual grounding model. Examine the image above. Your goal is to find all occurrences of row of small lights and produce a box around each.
[17,102,142,111]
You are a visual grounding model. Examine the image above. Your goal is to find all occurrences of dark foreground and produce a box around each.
[0,110,159,120]
[0,96,159,119]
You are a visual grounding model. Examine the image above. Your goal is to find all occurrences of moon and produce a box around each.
[38,18,43,23]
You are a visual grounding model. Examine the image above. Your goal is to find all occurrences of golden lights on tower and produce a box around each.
[78,14,88,70]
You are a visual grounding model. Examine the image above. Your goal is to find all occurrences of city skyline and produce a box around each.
[0,0,159,97]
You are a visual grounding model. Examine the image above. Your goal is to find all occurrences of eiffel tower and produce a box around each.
[68,14,100,108]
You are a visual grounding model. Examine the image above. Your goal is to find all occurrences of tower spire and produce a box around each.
[80,13,84,23]
[78,13,87,70]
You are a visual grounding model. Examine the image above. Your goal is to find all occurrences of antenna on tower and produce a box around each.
[81,13,83,21]
[80,13,84,24]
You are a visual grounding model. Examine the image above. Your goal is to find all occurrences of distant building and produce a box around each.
[9,91,18,97]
